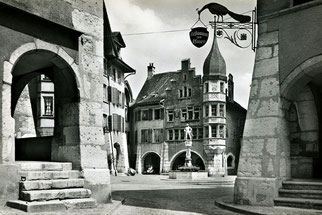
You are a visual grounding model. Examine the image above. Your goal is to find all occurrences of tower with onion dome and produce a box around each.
[202,24,227,177]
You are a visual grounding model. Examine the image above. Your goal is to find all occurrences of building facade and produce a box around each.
[131,31,246,176]
[235,0,322,207]
[0,0,133,209]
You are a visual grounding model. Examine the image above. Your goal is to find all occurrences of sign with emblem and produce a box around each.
[190,27,209,48]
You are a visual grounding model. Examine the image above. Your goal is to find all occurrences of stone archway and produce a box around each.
[2,41,83,167]
[281,54,322,179]
[141,151,161,174]
[170,150,205,170]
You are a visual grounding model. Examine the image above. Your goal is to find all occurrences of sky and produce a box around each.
[106,0,256,108]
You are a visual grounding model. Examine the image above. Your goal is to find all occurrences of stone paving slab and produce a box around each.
[215,196,322,215]
[0,199,124,215]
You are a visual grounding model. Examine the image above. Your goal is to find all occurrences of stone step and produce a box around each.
[17,161,72,171]
[20,170,81,181]
[282,180,322,190]
[279,188,322,199]
[21,179,85,190]
[7,198,97,212]
[21,188,91,201]
[274,197,322,210]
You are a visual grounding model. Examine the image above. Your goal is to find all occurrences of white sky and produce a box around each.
[106,0,256,108]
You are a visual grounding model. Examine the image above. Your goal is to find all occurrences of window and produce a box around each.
[219,125,225,138]
[194,106,200,119]
[141,129,152,143]
[184,74,187,81]
[103,84,107,102]
[142,110,149,120]
[154,129,163,143]
[192,128,197,139]
[188,88,192,97]
[168,110,174,122]
[174,129,179,140]
[168,129,173,140]
[181,108,187,121]
[204,82,209,93]
[183,86,187,97]
[154,109,161,120]
[205,126,209,138]
[220,82,225,93]
[43,96,54,116]
[211,125,217,138]
[198,128,203,139]
[219,104,225,117]
[211,104,217,116]
[205,105,209,117]
[180,129,184,140]
[188,107,193,120]
[179,89,183,98]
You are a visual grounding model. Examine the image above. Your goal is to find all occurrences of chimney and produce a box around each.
[181,58,191,72]
[228,73,234,102]
[147,63,155,79]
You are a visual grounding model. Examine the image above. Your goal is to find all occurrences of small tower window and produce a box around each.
[204,82,209,93]
[211,125,217,138]
[220,82,225,93]
[211,104,217,116]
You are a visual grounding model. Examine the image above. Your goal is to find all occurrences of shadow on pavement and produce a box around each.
[112,187,234,215]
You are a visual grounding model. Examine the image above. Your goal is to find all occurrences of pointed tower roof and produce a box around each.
[203,25,226,81]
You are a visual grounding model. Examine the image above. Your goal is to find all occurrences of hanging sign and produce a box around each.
[190,27,209,48]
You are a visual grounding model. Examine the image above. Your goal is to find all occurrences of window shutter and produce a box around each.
[108,86,112,102]
[112,114,117,131]
[160,108,164,119]
[108,115,112,132]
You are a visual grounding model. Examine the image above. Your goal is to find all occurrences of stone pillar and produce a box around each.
[1,61,15,164]
[234,28,290,206]
[162,142,170,172]
[136,144,142,174]
[78,34,111,203]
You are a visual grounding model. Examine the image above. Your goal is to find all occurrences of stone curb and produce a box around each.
[110,196,125,214]
[215,197,264,215]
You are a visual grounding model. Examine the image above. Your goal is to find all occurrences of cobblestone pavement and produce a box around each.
[111,174,238,215]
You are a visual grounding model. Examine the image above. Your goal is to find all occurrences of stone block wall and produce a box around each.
[234,22,290,206]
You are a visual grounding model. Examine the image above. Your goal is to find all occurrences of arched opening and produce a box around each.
[227,155,233,167]
[171,151,205,170]
[142,152,160,174]
[282,55,322,179]
[11,49,80,164]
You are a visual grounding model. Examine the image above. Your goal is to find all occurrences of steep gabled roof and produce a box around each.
[135,72,178,106]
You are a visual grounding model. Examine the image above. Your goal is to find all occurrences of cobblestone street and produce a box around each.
[111,175,238,215]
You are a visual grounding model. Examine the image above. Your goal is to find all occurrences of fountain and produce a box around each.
[169,124,208,180]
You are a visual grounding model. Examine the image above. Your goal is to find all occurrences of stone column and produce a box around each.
[136,144,142,174]
[1,61,15,164]
[78,34,111,203]
[234,27,290,206]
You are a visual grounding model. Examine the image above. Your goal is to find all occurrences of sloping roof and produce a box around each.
[227,100,247,113]
[135,72,178,106]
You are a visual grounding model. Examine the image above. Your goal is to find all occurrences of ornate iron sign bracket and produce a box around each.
[210,8,257,51]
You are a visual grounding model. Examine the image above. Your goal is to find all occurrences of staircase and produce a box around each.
[7,161,97,213]
[274,180,322,210]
